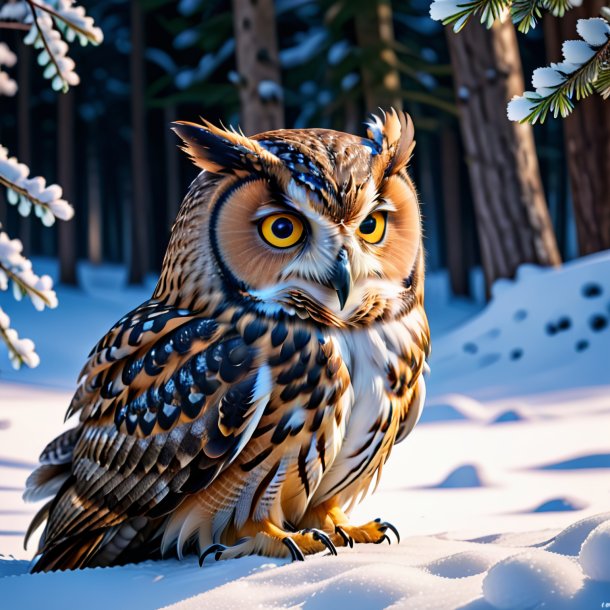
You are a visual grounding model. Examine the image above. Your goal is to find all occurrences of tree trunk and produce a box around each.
[446,20,561,290]
[544,1,610,256]
[17,41,31,252]
[87,127,102,266]
[128,0,150,284]
[441,126,470,296]
[231,0,284,134]
[354,0,402,113]
[57,89,77,285]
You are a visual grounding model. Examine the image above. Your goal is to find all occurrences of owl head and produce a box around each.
[165,109,423,328]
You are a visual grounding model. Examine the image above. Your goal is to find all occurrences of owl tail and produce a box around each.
[30,517,162,573]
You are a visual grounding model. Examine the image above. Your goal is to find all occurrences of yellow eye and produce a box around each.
[357,211,387,244]
[259,213,305,249]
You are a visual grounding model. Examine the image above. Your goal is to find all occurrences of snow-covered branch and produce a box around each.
[0,306,40,369]
[0,0,103,92]
[429,0,581,33]
[0,145,74,225]
[0,41,17,96]
[0,231,58,311]
[508,18,610,123]
[0,2,102,371]
[430,0,610,123]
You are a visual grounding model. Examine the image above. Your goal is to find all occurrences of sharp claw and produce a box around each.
[381,521,401,544]
[311,528,338,556]
[282,537,305,562]
[199,543,227,566]
[374,534,391,545]
[335,525,354,548]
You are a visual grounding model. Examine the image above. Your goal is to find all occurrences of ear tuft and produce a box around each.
[172,120,269,175]
[366,108,415,176]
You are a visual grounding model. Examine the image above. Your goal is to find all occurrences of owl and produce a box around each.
[24,109,430,571]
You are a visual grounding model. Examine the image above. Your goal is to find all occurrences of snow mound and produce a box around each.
[429,251,610,399]
[426,547,513,578]
[531,497,587,513]
[482,549,584,609]
[579,520,610,582]
[536,453,610,470]
[434,464,487,489]
[545,512,610,556]
[166,562,441,610]
[489,409,527,424]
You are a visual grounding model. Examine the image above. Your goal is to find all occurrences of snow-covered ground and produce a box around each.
[1,253,609,609]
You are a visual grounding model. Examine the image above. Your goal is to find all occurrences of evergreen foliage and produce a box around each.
[430,0,610,123]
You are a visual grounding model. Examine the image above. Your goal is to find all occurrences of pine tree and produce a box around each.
[445,19,562,288]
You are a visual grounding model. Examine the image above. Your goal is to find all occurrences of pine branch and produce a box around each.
[511,0,543,33]
[429,0,580,32]
[508,17,610,123]
[0,307,39,369]
[0,21,30,30]
[0,146,74,225]
[430,0,511,32]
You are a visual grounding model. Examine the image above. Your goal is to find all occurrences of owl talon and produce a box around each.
[379,521,400,544]
[335,525,354,548]
[308,528,338,556]
[374,534,391,545]
[199,543,227,565]
[282,537,305,562]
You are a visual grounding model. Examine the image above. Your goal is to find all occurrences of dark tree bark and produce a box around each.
[57,89,77,285]
[441,126,470,296]
[354,0,402,113]
[446,20,561,290]
[17,41,31,251]
[544,0,610,256]
[232,0,284,134]
[87,128,102,266]
[128,0,150,284]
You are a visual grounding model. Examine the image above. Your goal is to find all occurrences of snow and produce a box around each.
[482,550,585,609]
[0,252,610,608]
[580,521,610,582]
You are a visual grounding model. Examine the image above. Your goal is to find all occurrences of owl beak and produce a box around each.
[328,248,352,310]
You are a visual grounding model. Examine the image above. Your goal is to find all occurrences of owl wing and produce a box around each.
[26,300,272,569]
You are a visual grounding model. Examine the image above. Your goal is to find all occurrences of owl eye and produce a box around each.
[258,213,305,249]
[357,211,387,244]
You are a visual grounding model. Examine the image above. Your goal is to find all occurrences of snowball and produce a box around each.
[532,67,566,89]
[0,42,17,67]
[507,95,537,122]
[483,550,584,609]
[562,40,596,65]
[0,70,17,96]
[0,306,9,329]
[579,520,610,581]
[576,17,610,47]
[48,199,74,220]
[550,61,579,74]
[429,0,463,22]
[0,1,28,20]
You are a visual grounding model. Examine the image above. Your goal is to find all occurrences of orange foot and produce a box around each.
[198,520,337,564]
[326,506,400,548]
